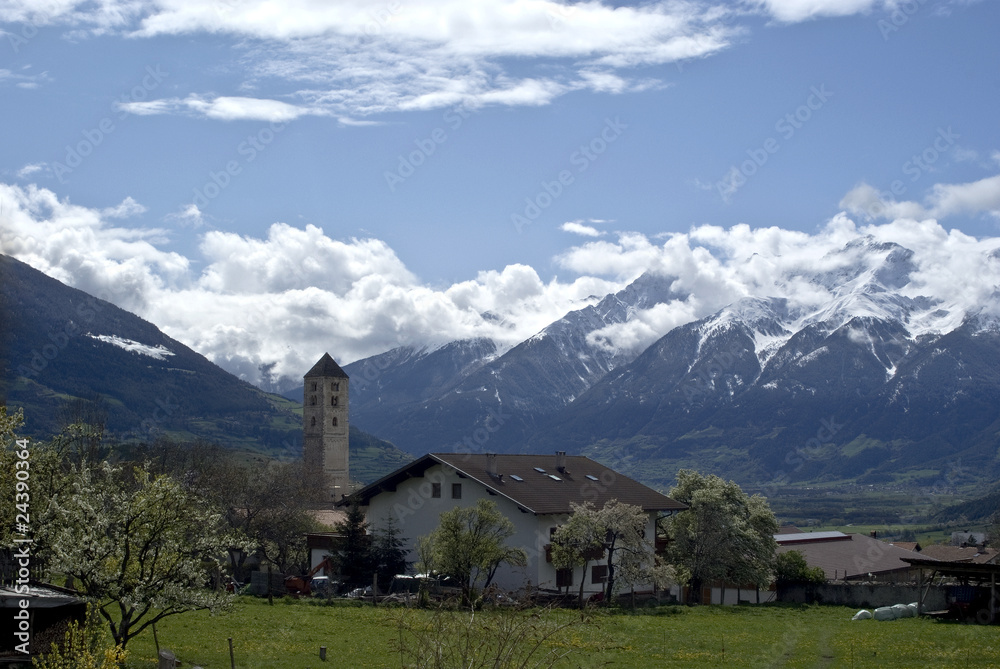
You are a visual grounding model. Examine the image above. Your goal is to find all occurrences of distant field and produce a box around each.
[119,597,1000,668]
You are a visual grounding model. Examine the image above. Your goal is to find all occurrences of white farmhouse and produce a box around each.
[341,451,687,595]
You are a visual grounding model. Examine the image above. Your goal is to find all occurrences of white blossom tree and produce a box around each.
[39,462,233,648]
[552,499,675,604]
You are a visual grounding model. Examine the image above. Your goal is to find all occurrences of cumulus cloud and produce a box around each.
[841,174,1000,221]
[0,182,620,389]
[5,172,1000,391]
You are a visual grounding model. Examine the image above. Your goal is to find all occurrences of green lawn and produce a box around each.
[118,598,1000,668]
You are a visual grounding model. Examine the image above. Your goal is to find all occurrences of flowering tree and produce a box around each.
[39,462,232,648]
[552,499,674,604]
[666,470,777,604]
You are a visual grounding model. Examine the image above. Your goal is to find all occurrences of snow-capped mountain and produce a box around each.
[529,238,1000,488]
[335,272,686,454]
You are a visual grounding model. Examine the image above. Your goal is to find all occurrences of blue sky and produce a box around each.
[2,0,999,389]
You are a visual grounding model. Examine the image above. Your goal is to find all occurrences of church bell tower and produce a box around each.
[303,353,350,502]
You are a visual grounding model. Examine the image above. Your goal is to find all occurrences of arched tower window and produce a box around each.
[310,395,317,405]
[331,396,339,407]
[311,416,316,427]
[332,382,340,391]
[332,417,338,426]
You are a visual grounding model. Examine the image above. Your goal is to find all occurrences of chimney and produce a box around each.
[555,451,567,473]
[486,453,498,478]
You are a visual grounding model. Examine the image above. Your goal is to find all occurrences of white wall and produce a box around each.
[364,463,661,596]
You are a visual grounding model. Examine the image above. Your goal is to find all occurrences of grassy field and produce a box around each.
[115,597,1000,668]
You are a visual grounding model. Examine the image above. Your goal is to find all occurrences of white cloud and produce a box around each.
[0,182,621,388]
[4,1,743,118]
[927,174,1000,219]
[561,220,605,237]
[840,174,1000,222]
[101,196,147,219]
[117,95,325,122]
[165,203,206,229]
[748,0,884,22]
[16,163,45,178]
[7,175,1000,391]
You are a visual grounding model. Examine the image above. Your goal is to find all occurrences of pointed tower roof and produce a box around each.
[305,353,349,379]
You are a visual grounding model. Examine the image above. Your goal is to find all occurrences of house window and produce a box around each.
[332,382,340,391]
[310,395,317,405]
[331,396,338,406]
[432,483,441,498]
[331,417,338,427]
[451,483,462,499]
[556,568,573,588]
[591,565,608,584]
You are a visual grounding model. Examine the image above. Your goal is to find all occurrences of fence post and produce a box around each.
[158,650,176,669]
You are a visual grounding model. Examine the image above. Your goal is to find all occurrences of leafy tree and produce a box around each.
[371,514,410,591]
[423,499,527,606]
[775,550,826,586]
[552,500,675,605]
[333,500,374,589]
[551,502,605,606]
[37,462,232,648]
[666,470,778,604]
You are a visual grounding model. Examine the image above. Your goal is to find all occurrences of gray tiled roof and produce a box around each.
[343,452,687,516]
[305,353,349,379]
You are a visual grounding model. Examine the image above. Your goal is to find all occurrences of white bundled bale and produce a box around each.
[892,604,914,618]
[873,606,898,621]
[852,610,873,620]
[907,603,919,616]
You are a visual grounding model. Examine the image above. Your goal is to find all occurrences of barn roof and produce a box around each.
[340,452,687,516]
[776,532,930,581]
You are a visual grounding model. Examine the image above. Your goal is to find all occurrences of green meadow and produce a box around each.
[115,597,1000,668]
